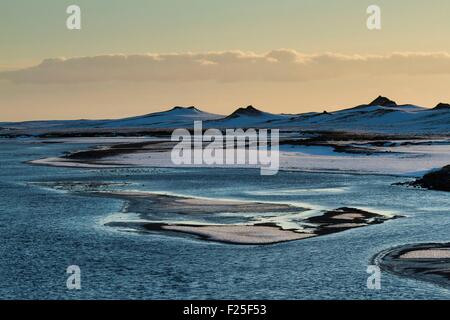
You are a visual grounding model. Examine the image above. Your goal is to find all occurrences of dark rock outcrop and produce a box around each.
[412,165,450,191]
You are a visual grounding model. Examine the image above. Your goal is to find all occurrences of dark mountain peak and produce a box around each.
[228,105,263,118]
[434,103,450,110]
[169,106,200,112]
[369,96,397,107]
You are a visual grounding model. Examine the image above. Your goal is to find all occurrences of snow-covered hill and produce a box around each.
[97,106,222,128]
[270,96,450,134]
[0,106,223,133]
[200,97,450,134]
[204,105,291,128]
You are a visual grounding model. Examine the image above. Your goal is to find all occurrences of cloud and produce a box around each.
[2,50,450,84]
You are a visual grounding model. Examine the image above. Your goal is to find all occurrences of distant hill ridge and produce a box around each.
[2,97,450,134]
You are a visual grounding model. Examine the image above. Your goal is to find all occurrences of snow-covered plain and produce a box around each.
[30,138,450,177]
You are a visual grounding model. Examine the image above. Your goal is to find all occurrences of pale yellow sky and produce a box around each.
[2,1,450,121]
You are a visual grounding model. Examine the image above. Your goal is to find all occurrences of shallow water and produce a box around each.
[0,140,449,299]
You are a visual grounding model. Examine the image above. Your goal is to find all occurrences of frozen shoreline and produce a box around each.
[374,243,450,289]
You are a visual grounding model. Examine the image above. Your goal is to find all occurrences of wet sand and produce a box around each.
[400,249,450,259]
[143,223,315,245]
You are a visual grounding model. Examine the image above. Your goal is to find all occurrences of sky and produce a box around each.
[2,0,450,121]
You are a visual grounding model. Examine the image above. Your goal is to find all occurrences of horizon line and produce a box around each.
[2,96,447,123]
